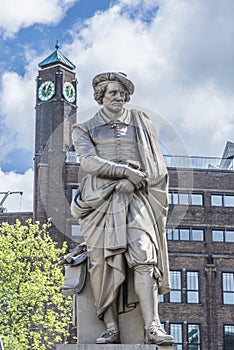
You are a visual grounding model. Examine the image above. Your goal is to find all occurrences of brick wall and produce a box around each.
[163,168,234,350]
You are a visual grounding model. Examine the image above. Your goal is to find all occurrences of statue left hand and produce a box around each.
[115,179,135,193]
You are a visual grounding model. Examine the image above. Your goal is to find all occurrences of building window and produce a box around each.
[223,272,234,304]
[167,227,204,241]
[179,228,190,240]
[170,323,183,350]
[169,191,203,206]
[191,229,204,241]
[187,324,201,350]
[224,325,234,350]
[226,231,234,242]
[168,270,200,304]
[167,228,179,240]
[212,229,224,242]
[190,193,203,205]
[178,193,189,205]
[211,194,234,207]
[72,187,79,200]
[159,294,164,303]
[225,196,234,207]
[212,229,234,243]
[71,224,82,237]
[186,271,199,303]
[169,271,182,303]
[66,151,80,163]
[211,194,222,206]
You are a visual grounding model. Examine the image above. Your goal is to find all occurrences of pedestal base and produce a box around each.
[56,345,177,350]
[60,273,177,349]
[75,274,145,344]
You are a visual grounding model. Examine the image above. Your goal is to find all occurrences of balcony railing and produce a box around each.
[65,151,234,171]
[164,155,234,171]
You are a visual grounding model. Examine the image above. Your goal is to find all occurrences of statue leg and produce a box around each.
[134,264,174,345]
[103,301,118,331]
[96,300,121,344]
[134,264,160,328]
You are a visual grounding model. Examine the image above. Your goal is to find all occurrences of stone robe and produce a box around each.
[71,108,170,319]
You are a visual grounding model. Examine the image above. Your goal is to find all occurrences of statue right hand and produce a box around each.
[124,167,146,186]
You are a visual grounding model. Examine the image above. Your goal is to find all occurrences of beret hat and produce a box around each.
[92,72,134,95]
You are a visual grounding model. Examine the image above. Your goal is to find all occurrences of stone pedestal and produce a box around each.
[56,345,177,350]
[75,274,144,344]
[58,275,177,349]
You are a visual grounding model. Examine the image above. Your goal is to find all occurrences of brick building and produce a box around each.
[161,163,234,350]
[1,46,234,350]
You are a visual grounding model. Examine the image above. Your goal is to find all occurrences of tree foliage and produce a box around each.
[0,219,72,350]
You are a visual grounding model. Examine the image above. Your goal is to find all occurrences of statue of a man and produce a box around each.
[71,72,174,345]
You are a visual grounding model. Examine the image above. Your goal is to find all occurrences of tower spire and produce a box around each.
[55,40,60,50]
[38,42,76,70]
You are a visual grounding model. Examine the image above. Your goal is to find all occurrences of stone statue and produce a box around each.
[71,72,174,345]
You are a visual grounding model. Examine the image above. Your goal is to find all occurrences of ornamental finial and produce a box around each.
[55,40,60,50]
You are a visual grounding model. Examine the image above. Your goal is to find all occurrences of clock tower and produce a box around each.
[34,42,79,245]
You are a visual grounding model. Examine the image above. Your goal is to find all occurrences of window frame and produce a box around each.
[191,193,204,206]
[224,195,234,207]
[222,272,234,305]
[211,193,223,206]
[212,229,234,243]
[191,228,204,241]
[65,150,80,164]
[225,230,234,243]
[186,270,200,304]
[169,323,183,350]
[71,223,82,237]
[187,323,201,350]
[224,324,234,350]
[212,229,225,242]
[72,187,78,200]
[169,191,204,206]
[179,228,190,241]
[169,270,182,303]
[211,193,234,207]
[166,227,204,242]
[158,294,164,303]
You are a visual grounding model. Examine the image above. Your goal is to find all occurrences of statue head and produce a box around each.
[92,72,135,105]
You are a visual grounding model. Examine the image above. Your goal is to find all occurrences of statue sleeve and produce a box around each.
[72,124,128,179]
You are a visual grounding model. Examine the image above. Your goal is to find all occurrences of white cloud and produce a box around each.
[65,0,234,157]
[0,168,33,212]
[117,0,159,12]
[1,0,234,211]
[0,0,79,38]
[1,0,234,166]
[0,48,45,163]
[0,69,36,161]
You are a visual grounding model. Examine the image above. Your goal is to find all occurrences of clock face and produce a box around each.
[38,81,55,101]
[63,82,76,103]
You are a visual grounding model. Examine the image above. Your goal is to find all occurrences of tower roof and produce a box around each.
[38,41,76,70]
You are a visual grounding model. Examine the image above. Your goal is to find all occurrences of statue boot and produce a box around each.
[96,329,121,344]
[96,302,121,344]
[145,325,174,345]
[134,264,174,345]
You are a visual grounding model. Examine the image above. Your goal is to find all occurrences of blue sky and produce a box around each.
[0,0,112,174]
[1,0,234,211]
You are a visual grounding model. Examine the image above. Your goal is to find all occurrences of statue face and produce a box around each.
[102,81,126,114]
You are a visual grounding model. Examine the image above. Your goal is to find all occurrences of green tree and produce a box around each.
[0,219,72,350]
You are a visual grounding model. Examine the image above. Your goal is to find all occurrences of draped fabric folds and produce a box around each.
[71,109,170,319]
